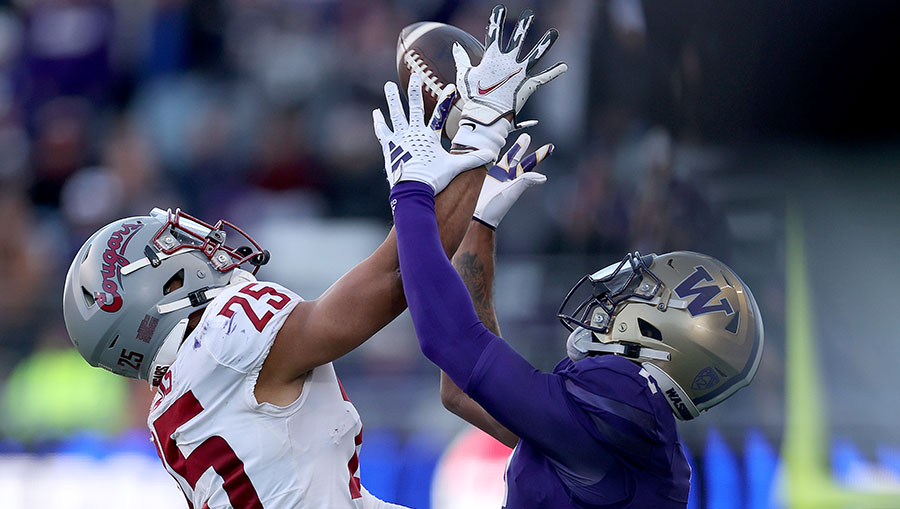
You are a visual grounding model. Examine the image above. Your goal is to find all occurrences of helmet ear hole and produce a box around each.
[82,287,95,307]
[638,318,663,341]
[163,269,185,295]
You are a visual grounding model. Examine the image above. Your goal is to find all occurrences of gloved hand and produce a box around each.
[450,5,567,166]
[454,5,567,129]
[473,132,554,229]
[373,74,494,194]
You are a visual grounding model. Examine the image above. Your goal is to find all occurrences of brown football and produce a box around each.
[397,22,484,139]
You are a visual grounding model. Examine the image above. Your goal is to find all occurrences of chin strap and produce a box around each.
[564,326,699,421]
[146,269,258,386]
[566,326,671,362]
[155,268,257,315]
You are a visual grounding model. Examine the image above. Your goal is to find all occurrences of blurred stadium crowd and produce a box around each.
[1,0,780,444]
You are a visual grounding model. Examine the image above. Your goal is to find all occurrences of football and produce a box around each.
[397,22,484,139]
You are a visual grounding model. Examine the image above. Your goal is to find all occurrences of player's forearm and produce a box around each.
[392,182,496,389]
[341,169,484,319]
[372,168,485,285]
[284,170,485,375]
[440,371,518,448]
[362,168,485,315]
[451,221,500,335]
[432,169,486,263]
[442,220,518,447]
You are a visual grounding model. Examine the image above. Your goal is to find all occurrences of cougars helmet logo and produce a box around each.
[98,223,144,312]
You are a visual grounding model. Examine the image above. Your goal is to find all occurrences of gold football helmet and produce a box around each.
[559,251,764,420]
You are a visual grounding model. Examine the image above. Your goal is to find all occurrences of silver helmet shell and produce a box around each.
[560,251,764,420]
[63,208,269,385]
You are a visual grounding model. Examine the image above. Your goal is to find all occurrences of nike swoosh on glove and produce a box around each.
[453,5,568,129]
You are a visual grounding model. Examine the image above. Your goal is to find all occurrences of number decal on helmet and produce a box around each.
[117,349,145,371]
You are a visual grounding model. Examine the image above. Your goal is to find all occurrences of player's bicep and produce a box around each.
[465,338,605,467]
[267,237,406,379]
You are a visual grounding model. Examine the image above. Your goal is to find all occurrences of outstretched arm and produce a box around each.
[439,135,551,448]
[257,77,501,401]
[442,221,518,448]
[264,169,483,378]
[392,180,599,468]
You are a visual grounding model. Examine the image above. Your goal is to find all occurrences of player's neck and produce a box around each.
[184,309,204,340]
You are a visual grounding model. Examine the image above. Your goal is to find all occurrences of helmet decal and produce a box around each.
[136,314,160,344]
[690,366,721,391]
[673,266,734,317]
[98,222,144,312]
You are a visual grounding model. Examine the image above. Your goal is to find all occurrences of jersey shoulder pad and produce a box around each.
[195,281,302,373]
[560,355,662,437]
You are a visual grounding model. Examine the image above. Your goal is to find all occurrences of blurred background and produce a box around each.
[0,0,899,507]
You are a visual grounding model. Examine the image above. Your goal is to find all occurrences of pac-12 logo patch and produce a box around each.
[673,266,734,317]
[690,366,721,391]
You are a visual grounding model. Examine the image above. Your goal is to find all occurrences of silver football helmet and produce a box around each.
[63,208,269,386]
[559,251,764,420]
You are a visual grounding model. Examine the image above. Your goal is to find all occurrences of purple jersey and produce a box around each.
[391,183,691,508]
[473,353,691,508]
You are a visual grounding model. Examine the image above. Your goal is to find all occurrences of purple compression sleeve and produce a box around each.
[391,181,495,388]
[391,182,602,469]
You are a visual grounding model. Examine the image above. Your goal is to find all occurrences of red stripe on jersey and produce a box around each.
[153,391,264,509]
[336,376,363,499]
[337,378,351,402]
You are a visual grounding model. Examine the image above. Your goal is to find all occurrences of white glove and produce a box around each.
[373,75,494,194]
[453,5,568,129]
[473,132,554,229]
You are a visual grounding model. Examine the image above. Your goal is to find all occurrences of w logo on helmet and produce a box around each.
[673,266,734,317]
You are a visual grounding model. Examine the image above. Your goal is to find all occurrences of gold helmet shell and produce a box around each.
[559,251,764,420]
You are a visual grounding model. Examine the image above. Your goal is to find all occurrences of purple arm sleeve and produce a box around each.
[391,182,602,466]
[391,182,493,387]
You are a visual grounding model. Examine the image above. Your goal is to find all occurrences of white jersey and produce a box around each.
[147,280,401,509]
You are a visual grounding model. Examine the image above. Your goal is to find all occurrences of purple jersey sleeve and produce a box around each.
[391,182,608,469]
[390,182,494,389]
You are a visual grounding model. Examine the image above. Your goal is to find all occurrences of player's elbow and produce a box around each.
[416,331,444,365]
[440,381,463,414]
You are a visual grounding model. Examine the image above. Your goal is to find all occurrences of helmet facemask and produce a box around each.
[559,252,670,363]
[558,252,661,335]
